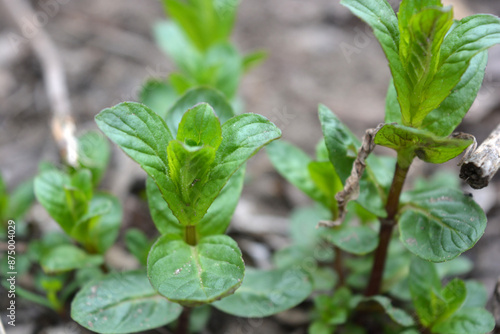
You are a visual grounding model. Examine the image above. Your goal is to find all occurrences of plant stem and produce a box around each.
[185,225,197,246]
[365,162,409,296]
[334,245,345,287]
[176,306,191,334]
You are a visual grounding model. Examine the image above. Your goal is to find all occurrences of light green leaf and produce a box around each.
[139,79,179,119]
[146,167,245,237]
[71,270,182,333]
[167,141,216,209]
[147,234,244,306]
[409,257,442,326]
[463,281,488,308]
[177,103,222,149]
[384,79,402,124]
[77,131,110,187]
[400,188,487,262]
[432,307,495,334]
[212,268,312,317]
[83,193,122,254]
[204,43,242,98]
[422,14,500,127]
[7,178,34,221]
[242,50,267,73]
[365,295,415,326]
[41,244,103,273]
[375,123,472,164]
[34,170,78,234]
[266,140,326,205]
[290,206,330,246]
[400,7,454,126]
[421,51,488,137]
[165,87,235,137]
[325,225,378,255]
[308,161,343,214]
[318,104,359,183]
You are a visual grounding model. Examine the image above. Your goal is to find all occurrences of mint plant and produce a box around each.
[266,0,500,333]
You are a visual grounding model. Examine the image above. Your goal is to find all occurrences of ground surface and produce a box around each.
[1,0,500,333]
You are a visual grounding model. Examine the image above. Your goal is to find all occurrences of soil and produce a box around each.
[1,0,500,333]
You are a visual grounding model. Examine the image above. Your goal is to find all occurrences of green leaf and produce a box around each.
[384,79,402,124]
[242,50,267,73]
[266,140,328,207]
[125,229,151,266]
[439,279,467,320]
[40,244,103,273]
[409,257,442,326]
[204,43,242,98]
[400,188,487,262]
[139,79,179,119]
[463,281,488,308]
[34,170,79,234]
[308,161,343,214]
[212,268,312,317]
[71,270,182,333]
[165,87,235,137]
[7,178,34,221]
[421,14,500,127]
[364,295,415,326]
[84,193,122,254]
[325,225,378,255]
[177,103,222,149]
[375,123,472,164]
[399,6,454,126]
[340,0,409,127]
[431,307,495,334]
[318,104,359,183]
[154,20,201,75]
[421,51,488,137]
[147,234,244,306]
[77,131,110,187]
[0,173,7,219]
[146,167,245,237]
[289,206,330,246]
[167,141,216,208]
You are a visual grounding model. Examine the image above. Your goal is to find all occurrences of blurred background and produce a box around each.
[1,0,500,332]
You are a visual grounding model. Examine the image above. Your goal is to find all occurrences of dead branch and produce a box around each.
[459,123,500,189]
[1,0,77,166]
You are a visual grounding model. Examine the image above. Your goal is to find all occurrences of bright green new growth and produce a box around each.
[95,101,281,306]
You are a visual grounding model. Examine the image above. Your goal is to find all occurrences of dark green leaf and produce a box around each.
[212,268,312,317]
[41,244,103,273]
[431,307,495,334]
[71,270,182,333]
[147,234,244,306]
[318,104,358,183]
[77,131,110,186]
[139,79,179,118]
[375,123,472,164]
[421,51,488,137]
[400,188,486,262]
[165,87,235,137]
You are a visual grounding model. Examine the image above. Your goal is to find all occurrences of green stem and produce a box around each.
[365,161,410,296]
[185,225,197,246]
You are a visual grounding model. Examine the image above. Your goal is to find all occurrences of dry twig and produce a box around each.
[459,124,500,189]
[1,0,77,166]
